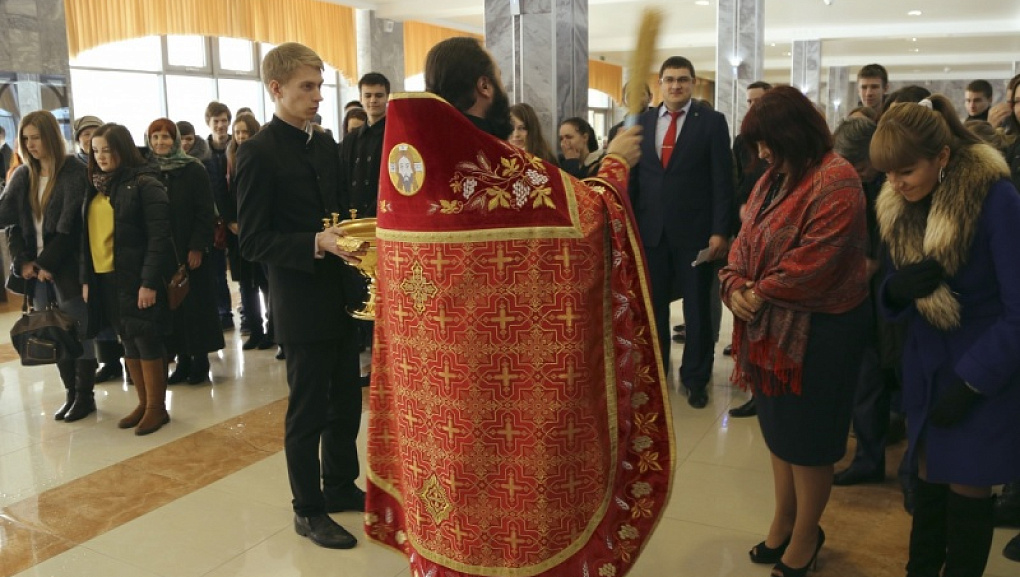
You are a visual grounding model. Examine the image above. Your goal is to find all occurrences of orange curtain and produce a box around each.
[403,21,483,79]
[589,60,622,103]
[64,0,357,78]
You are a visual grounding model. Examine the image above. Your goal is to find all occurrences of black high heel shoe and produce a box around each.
[750,534,791,563]
[771,527,825,577]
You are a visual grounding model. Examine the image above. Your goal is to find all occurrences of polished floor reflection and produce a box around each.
[0,298,1016,577]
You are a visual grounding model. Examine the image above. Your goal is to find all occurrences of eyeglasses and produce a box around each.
[660,76,693,86]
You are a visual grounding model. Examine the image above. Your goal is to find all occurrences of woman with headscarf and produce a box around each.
[146,118,224,384]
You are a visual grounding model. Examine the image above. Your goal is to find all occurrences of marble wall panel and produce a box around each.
[356,10,405,91]
[826,66,852,130]
[716,0,764,137]
[791,40,821,104]
[487,0,587,149]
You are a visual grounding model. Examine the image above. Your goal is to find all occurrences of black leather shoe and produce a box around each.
[687,387,708,409]
[728,398,756,418]
[325,484,366,513]
[1004,532,1020,562]
[672,328,686,343]
[242,333,264,350]
[834,465,885,486]
[294,514,357,549]
[276,346,286,360]
[256,336,276,350]
[95,362,123,383]
[722,344,733,356]
[673,324,685,333]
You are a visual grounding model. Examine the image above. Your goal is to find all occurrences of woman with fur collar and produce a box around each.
[872,95,1020,577]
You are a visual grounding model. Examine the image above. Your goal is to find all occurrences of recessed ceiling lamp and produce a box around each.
[908,10,922,16]
[695,0,710,5]
[823,0,833,5]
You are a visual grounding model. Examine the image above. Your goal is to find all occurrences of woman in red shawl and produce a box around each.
[720,86,871,577]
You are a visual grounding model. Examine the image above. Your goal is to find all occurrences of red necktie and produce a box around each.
[661,110,684,168]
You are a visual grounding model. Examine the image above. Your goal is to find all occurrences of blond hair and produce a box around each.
[870,94,979,173]
[261,42,323,89]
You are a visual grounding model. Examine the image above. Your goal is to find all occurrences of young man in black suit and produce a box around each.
[630,56,735,409]
[236,42,366,550]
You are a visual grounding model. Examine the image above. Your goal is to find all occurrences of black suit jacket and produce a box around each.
[630,101,734,250]
[235,116,357,344]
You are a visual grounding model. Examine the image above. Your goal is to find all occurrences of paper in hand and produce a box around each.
[691,247,712,267]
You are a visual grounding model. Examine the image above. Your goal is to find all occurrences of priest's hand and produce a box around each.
[929,380,981,428]
[606,125,642,168]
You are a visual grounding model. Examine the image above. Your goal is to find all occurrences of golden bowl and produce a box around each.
[336,217,378,320]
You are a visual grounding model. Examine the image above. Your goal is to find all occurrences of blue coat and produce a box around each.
[881,178,1020,486]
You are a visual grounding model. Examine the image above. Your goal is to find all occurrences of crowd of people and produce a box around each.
[2,41,1020,577]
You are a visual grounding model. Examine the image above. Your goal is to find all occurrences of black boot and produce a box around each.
[943,491,995,577]
[906,479,949,577]
[64,359,98,422]
[1004,532,1020,562]
[188,355,210,384]
[54,359,77,420]
[996,481,1020,527]
[94,340,124,383]
[167,355,191,385]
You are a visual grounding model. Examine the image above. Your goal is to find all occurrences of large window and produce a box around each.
[70,35,348,144]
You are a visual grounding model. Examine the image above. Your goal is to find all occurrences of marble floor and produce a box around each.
[0,297,1016,577]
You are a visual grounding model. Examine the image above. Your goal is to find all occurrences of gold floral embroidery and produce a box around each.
[630,497,656,519]
[438,149,556,215]
[634,412,660,436]
[630,481,652,498]
[418,474,453,524]
[617,524,639,540]
[637,450,663,473]
[599,563,618,577]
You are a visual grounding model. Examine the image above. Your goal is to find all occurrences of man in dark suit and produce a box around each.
[630,56,734,408]
[236,42,365,550]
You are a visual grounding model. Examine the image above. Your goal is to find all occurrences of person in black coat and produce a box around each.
[0,110,97,421]
[83,123,174,436]
[236,42,366,550]
[145,118,224,384]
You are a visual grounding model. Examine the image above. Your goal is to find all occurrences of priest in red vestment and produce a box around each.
[365,37,674,577]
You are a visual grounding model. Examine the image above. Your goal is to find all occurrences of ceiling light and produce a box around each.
[769,43,776,47]
[783,51,791,56]
[908,10,922,16]
[823,0,833,5]
[911,37,917,42]
[695,0,710,5]
[909,48,920,53]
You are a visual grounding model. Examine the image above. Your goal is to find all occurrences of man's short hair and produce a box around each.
[344,100,363,111]
[857,64,888,87]
[966,79,993,100]
[261,42,324,89]
[176,121,196,136]
[205,101,231,124]
[659,56,695,79]
[358,72,391,94]
[425,37,498,113]
[885,85,931,106]
[748,81,772,91]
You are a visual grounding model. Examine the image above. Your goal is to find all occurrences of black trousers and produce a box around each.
[646,240,715,390]
[284,338,362,516]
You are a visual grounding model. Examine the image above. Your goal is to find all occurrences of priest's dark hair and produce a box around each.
[425,37,498,113]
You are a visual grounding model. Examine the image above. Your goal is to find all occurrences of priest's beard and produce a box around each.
[487,86,514,141]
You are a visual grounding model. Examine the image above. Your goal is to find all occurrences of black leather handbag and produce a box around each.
[9,281,84,366]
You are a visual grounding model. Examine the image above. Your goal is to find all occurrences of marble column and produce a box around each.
[355,9,405,92]
[716,0,764,138]
[826,66,853,130]
[485,0,588,147]
[790,39,821,104]
[1013,61,1020,77]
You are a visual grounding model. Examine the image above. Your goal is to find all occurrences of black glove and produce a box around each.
[885,259,944,307]
[929,380,981,428]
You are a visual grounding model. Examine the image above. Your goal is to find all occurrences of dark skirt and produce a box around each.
[755,300,871,466]
[167,259,225,356]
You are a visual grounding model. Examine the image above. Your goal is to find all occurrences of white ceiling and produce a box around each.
[334,0,1020,88]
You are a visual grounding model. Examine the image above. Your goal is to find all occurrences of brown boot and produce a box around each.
[136,358,170,435]
[118,358,146,429]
